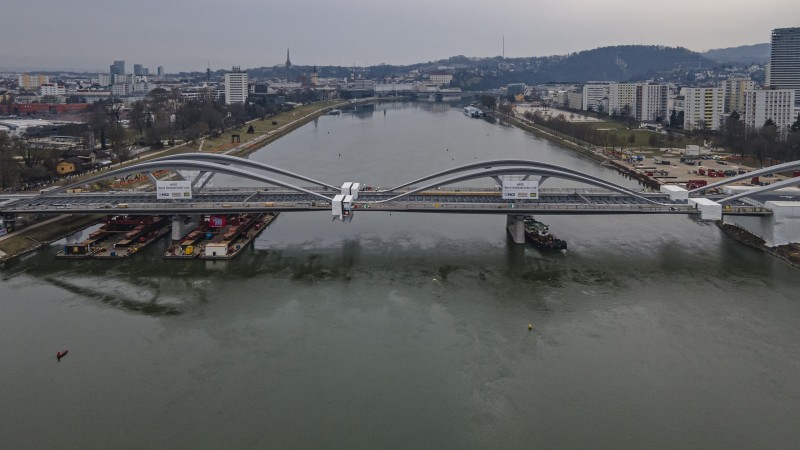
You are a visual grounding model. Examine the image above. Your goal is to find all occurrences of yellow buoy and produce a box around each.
[528,323,533,331]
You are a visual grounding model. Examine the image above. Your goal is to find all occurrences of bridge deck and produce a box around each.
[1,189,770,216]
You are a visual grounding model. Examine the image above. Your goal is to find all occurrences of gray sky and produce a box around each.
[1,0,796,73]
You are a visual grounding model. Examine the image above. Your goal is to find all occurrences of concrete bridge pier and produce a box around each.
[171,215,200,241]
[506,215,526,244]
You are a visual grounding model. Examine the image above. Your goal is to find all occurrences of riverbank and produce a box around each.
[0,215,101,263]
[718,223,800,270]
[493,111,606,164]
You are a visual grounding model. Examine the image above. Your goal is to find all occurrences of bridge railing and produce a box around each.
[377,201,692,212]
[190,185,657,196]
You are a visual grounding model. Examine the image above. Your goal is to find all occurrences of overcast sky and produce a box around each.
[1,0,796,73]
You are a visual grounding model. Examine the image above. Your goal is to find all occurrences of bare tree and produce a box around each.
[0,132,20,189]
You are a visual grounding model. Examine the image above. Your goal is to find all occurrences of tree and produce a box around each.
[498,102,513,115]
[791,113,800,133]
[479,95,496,110]
[786,119,800,161]
[717,112,746,156]
[627,133,636,146]
[129,101,147,134]
[648,133,660,149]
[13,136,48,169]
[0,132,20,189]
[609,133,620,150]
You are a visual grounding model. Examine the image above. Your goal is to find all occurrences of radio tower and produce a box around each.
[285,48,292,80]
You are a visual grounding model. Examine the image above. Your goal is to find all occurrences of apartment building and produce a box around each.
[608,83,637,118]
[636,83,668,122]
[683,87,725,131]
[722,78,755,113]
[743,89,796,136]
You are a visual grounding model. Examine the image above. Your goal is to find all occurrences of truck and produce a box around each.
[39,186,60,195]
[686,180,707,190]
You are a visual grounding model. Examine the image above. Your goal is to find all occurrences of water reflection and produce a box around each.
[2,102,800,449]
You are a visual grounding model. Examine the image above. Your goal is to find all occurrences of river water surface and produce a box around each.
[2,102,800,449]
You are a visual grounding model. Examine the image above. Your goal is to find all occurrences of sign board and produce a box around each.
[208,215,227,228]
[156,181,192,199]
[0,227,7,237]
[502,180,539,200]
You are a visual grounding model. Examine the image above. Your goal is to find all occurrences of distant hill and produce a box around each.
[701,43,770,64]
[535,45,712,82]
[453,45,716,90]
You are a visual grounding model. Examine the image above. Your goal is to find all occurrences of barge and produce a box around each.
[58,216,170,259]
[523,217,568,251]
[164,213,278,260]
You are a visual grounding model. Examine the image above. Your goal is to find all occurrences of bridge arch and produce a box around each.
[690,160,800,194]
[375,166,667,205]
[35,160,334,202]
[152,153,339,191]
[718,176,800,204]
[384,159,637,194]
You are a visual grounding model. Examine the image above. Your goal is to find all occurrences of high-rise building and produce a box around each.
[683,87,725,131]
[566,91,583,110]
[17,73,49,89]
[743,89,796,137]
[722,78,755,113]
[636,83,668,123]
[224,67,248,105]
[769,27,800,107]
[157,66,164,77]
[110,60,125,77]
[608,83,637,118]
[582,83,610,113]
[134,64,144,76]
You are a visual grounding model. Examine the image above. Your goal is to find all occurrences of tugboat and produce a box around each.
[523,217,567,250]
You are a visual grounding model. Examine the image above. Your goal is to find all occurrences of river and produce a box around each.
[2,101,799,449]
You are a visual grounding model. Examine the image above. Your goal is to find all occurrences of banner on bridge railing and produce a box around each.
[156,180,192,199]
[502,180,539,200]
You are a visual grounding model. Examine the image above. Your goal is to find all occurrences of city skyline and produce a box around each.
[0,0,796,73]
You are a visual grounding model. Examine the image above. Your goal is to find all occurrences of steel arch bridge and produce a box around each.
[27,154,668,202]
[0,154,784,219]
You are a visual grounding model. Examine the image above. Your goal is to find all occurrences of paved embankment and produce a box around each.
[0,215,100,263]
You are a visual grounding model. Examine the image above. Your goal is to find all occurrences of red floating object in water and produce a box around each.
[56,350,69,361]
